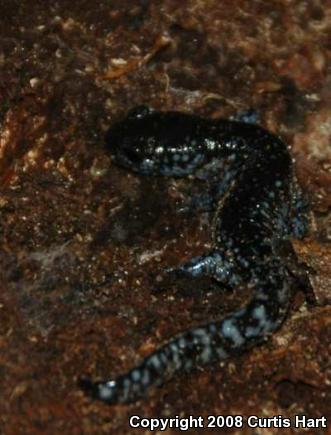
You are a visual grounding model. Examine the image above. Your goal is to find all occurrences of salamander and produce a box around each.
[80,106,310,404]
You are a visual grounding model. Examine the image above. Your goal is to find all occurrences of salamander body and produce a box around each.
[80,106,310,404]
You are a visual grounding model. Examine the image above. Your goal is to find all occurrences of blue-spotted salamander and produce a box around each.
[80,106,310,404]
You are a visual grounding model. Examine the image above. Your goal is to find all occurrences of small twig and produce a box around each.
[100,35,171,80]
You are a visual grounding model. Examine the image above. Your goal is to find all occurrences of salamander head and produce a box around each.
[106,106,207,176]
[106,106,167,174]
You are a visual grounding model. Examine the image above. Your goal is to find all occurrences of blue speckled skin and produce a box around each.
[80,106,310,404]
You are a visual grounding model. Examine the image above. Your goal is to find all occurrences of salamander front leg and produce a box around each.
[176,180,223,214]
[177,192,218,213]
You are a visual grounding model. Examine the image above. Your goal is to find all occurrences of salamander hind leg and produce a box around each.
[164,250,239,286]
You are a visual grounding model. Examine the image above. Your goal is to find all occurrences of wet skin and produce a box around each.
[80,106,310,404]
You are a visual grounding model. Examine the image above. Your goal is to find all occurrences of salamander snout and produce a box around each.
[106,123,159,174]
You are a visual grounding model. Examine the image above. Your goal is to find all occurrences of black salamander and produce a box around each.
[80,106,310,404]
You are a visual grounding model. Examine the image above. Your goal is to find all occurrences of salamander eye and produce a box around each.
[123,146,143,164]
